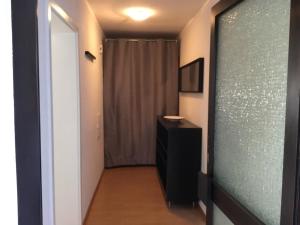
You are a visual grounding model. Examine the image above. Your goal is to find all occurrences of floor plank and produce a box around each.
[84,167,206,225]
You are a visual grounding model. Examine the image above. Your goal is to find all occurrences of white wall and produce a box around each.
[179,0,220,175]
[39,0,105,223]
[0,1,18,224]
[179,0,220,212]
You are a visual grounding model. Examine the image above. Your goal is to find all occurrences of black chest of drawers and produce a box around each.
[156,116,202,206]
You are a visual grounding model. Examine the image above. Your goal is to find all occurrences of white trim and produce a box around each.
[50,3,78,32]
[50,5,82,224]
[50,5,83,224]
[38,1,82,224]
[38,1,55,224]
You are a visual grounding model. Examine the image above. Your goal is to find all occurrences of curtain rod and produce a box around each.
[105,39,178,42]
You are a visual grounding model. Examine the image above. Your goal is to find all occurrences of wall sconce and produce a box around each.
[85,51,96,62]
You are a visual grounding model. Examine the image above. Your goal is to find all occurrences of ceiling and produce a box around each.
[88,0,207,38]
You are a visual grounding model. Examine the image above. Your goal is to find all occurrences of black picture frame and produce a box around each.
[179,58,204,93]
[207,0,300,225]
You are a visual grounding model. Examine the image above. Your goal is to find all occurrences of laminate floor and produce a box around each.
[84,167,206,225]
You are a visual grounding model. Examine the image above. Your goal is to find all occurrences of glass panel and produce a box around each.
[213,204,234,225]
[213,0,291,224]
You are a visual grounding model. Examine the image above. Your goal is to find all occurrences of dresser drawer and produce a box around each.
[156,138,167,159]
[156,150,167,188]
[157,121,168,148]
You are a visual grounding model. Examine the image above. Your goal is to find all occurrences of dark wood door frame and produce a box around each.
[11,0,43,225]
[281,0,300,224]
[207,0,300,225]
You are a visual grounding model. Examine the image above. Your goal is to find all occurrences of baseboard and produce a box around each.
[105,164,156,169]
[199,201,207,215]
[82,171,104,224]
[198,172,208,204]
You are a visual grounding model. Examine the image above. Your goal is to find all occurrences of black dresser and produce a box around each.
[156,116,202,206]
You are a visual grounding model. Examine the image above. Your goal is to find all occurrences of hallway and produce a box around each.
[84,167,205,225]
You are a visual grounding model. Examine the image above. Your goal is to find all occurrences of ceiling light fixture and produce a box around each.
[123,7,155,21]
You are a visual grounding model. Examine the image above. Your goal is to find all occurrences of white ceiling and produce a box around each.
[88,0,207,38]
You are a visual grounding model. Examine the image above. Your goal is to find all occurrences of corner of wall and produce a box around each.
[178,0,220,176]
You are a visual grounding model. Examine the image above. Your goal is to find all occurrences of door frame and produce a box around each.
[12,0,83,224]
[281,0,300,224]
[50,5,82,224]
[11,0,43,224]
[38,1,83,224]
[207,0,300,225]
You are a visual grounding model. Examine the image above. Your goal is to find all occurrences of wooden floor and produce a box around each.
[84,167,206,225]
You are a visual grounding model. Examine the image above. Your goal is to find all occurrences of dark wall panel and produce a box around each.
[11,0,43,224]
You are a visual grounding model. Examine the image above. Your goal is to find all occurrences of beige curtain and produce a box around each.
[104,39,179,167]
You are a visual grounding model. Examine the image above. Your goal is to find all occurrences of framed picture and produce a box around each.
[179,58,204,93]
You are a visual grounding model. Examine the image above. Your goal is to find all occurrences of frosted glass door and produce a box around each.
[212,0,291,224]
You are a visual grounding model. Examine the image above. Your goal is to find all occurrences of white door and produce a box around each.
[50,8,82,225]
